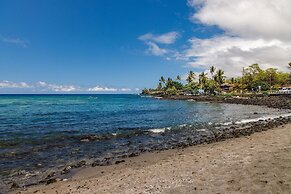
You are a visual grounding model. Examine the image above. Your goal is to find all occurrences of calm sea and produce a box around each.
[0,94,288,190]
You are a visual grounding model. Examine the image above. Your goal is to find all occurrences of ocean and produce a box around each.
[0,94,289,190]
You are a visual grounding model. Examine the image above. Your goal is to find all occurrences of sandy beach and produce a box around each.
[12,123,291,194]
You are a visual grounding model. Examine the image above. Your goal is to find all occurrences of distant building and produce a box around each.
[220,83,232,91]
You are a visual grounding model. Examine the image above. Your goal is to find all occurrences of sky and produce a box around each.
[0,0,291,93]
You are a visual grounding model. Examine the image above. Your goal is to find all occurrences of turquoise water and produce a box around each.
[0,94,288,189]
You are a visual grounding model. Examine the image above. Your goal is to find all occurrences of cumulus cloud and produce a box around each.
[183,0,291,76]
[139,31,180,44]
[37,81,79,92]
[145,42,168,56]
[189,0,291,41]
[0,81,30,88]
[139,31,180,57]
[120,88,132,92]
[185,36,291,76]
[0,34,29,47]
[0,81,136,93]
[88,86,118,92]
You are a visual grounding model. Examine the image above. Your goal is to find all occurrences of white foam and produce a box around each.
[221,121,233,126]
[149,128,166,133]
[235,112,291,124]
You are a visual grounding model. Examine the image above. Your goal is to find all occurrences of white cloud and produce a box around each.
[145,42,168,56]
[182,0,291,76]
[0,81,30,88]
[139,31,180,44]
[139,31,180,57]
[0,34,29,47]
[88,86,118,92]
[185,36,291,76]
[0,81,135,93]
[52,85,78,92]
[189,0,291,41]
[37,81,79,92]
[120,88,131,92]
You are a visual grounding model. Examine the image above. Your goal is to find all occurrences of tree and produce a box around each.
[157,82,163,90]
[166,86,179,95]
[159,76,165,86]
[171,81,183,90]
[215,69,225,85]
[204,79,218,95]
[166,78,173,89]
[251,80,270,91]
[264,68,277,87]
[141,88,150,95]
[176,75,181,81]
[199,72,208,89]
[183,82,199,94]
[209,66,216,78]
[186,71,195,83]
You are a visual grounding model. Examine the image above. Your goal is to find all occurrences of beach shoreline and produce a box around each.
[12,123,291,194]
[6,95,291,193]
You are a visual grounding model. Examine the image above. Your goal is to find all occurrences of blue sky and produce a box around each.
[1,0,290,93]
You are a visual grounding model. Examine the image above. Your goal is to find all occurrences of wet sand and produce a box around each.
[12,124,291,194]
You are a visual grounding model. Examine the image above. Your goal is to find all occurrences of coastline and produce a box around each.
[7,95,291,193]
[12,123,291,194]
[159,95,291,110]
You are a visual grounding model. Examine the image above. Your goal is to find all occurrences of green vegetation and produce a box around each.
[142,63,291,96]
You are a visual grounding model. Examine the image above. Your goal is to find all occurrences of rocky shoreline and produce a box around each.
[6,95,291,193]
[161,95,291,110]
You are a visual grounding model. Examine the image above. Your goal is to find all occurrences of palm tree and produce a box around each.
[159,76,166,88]
[199,72,208,89]
[216,69,225,85]
[176,75,181,81]
[166,78,173,88]
[210,66,216,78]
[159,76,165,84]
[157,82,163,90]
[186,71,195,84]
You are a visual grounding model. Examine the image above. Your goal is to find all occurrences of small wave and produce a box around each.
[148,128,166,133]
[196,128,207,132]
[235,112,291,124]
[221,121,233,126]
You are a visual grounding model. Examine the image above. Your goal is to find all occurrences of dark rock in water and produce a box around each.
[114,159,125,164]
[46,172,56,179]
[254,112,258,114]
[92,160,101,167]
[10,182,20,189]
[46,178,57,184]
[61,166,71,174]
[128,152,140,157]
[72,160,86,168]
